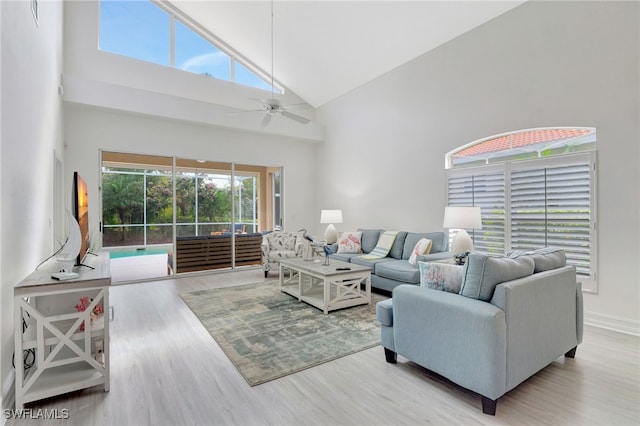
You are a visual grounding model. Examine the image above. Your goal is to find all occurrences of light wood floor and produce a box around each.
[8,269,640,426]
[110,254,170,283]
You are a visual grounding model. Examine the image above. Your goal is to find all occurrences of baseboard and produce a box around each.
[585,311,640,336]
[1,369,16,425]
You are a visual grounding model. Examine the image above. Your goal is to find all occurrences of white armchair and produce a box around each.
[261,229,312,277]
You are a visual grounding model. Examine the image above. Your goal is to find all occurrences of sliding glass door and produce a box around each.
[101,152,174,282]
[101,151,283,282]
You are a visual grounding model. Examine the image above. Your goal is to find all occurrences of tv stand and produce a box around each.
[14,252,111,410]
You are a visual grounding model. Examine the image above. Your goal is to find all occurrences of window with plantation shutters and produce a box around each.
[447,169,505,255]
[510,159,592,277]
[445,128,597,292]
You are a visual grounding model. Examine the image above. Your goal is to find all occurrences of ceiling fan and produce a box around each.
[249,98,310,127]
[239,0,310,127]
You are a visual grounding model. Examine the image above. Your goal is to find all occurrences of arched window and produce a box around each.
[446,127,595,169]
[445,128,597,292]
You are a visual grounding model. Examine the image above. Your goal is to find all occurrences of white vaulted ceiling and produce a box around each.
[170,1,526,108]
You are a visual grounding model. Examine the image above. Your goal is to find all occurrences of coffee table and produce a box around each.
[278,258,371,314]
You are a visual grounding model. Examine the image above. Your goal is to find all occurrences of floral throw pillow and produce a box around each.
[336,231,363,254]
[408,238,433,265]
[418,261,464,293]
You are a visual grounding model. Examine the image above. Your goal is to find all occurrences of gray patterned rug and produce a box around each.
[180,281,386,386]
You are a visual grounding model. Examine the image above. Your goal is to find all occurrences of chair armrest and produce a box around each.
[392,285,507,399]
[295,238,313,257]
[376,299,393,326]
[261,239,270,257]
[490,265,580,391]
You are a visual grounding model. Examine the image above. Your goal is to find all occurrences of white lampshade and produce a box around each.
[320,209,342,244]
[320,209,343,224]
[443,206,482,230]
[443,206,482,256]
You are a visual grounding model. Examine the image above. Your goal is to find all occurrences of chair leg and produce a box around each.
[384,348,397,364]
[565,346,577,358]
[481,396,497,415]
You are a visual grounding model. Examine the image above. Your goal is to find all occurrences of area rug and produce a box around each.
[180,281,386,386]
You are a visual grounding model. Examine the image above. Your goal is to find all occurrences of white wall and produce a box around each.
[63,105,317,242]
[0,0,64,408]
[0,1,4,416]
[316,1,639,334]
[61,0,319,246]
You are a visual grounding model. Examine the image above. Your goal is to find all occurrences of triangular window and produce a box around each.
[99,0,281,93]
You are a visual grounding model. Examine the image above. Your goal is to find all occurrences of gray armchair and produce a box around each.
[376,250,583,415]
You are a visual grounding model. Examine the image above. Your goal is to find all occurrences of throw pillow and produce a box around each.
[336,231,363,254]
[418,261,463,293]
[408,238,433,265]
[459,253,535,301]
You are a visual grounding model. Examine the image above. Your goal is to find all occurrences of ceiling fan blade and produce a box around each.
[282,102,310,110]
[260,113,272,127]
[281,110,310,124]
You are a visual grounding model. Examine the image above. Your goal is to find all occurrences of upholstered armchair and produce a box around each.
[261,229,312,277]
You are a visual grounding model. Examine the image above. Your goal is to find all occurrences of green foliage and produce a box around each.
[146,175,173,223]
[102,173,144,242]
[103,170,259,246]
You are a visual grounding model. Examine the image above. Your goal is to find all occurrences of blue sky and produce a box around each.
[99,0,271,90]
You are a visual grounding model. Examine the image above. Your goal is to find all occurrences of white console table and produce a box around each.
[13,252,111,409]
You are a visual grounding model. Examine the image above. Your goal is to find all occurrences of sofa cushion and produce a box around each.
[418,261,464,293]
[389,232,408,259]
[459,253,535,301]
[350,256,393,271]
[357,229,384,254]
[375,260,420,284]
[408,238,433,265]
[403,232,446,260]
[337,231,362,254]
[424,232,448,253]
[508,247,566,272]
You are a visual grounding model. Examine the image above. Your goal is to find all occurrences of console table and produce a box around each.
[13,252,111,409]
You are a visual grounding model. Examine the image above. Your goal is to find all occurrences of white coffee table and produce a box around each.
[278,258,372,314]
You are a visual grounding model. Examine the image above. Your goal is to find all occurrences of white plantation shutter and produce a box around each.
[511,155,594,277]
[446,151,596,288]
[447,166,505,255]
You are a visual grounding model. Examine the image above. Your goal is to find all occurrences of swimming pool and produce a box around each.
[109,247,170,259]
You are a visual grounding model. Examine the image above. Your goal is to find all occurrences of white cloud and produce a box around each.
[179,52,228,72]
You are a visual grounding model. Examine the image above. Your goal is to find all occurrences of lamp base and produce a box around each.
[451,229,474,256]
[324,224,338,245]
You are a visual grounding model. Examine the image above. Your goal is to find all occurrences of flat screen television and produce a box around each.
[73,172,90,266]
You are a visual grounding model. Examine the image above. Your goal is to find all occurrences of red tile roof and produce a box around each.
[454,128,593,158]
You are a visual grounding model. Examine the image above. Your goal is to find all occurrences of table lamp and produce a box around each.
[443,206,482,256]
[320,209,343,244]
